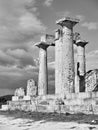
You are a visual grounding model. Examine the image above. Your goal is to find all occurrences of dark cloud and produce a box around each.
[6,49,36,68]
[0,49,36,68]
[0,0,46,49]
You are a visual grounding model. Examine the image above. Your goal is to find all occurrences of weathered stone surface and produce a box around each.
[1,105,9,111]
[55,17,79,96]
[14,87,25,98]
[85,69,98,92]
[27,79,37,97]
[12,96,19,101]
[23,96,31,100]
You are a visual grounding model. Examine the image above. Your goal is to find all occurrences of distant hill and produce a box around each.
[0,95,13,108]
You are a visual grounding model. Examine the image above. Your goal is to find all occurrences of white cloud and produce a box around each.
[82,22,98,30]
[87,50,98,57]
[56,11,70,18]
[86,50,98,71]
[44,0,54,7]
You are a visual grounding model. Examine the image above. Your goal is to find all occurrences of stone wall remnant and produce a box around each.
[85,69,98,92]
[27,79,37,97]
[14,87,25,98]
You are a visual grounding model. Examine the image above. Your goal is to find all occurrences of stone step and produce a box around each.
[37,105,49,112]
[64,97,98,106]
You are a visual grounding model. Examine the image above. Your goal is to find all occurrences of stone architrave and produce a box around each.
[27,79,37,96]
[35,34,55,96]
[55,17,79,96]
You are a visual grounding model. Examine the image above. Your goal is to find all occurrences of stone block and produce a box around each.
[65,93,78,99]
[14,87,25,97]
[37,105,48,112]
[12,96,19,101]
[93,105,98,114]
[64,99,84,105]
[91,92,98,98]
[65,93,73,99]
[1,105,9,111]
[83,99,96,106]
[23,96,31,101]
[78,92,91,99]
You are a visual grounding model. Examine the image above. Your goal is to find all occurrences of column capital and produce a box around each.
[41,34,55,46]
[56,17,79,28]
[35,34,55,49]
[76,39,88,47]
[35,42,49,49]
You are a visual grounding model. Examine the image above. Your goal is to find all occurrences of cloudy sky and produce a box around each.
[0,0,98,96]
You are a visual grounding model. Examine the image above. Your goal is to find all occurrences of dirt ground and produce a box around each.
[0,110,98,130]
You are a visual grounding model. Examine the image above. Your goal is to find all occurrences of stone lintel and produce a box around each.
[76,40,88,47]
[56,17,79,28]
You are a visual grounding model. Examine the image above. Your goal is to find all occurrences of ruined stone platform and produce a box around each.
[6,92,98,115]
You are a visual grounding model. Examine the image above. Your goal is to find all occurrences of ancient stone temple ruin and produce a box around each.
[3,17,98,114]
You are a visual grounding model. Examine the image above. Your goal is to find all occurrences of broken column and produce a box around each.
[35,34,54,96]
[55,17,79,96]
[76,39,88,92]
[27,79,37,96]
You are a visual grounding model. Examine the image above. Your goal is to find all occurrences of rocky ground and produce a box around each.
[0,110,98,130]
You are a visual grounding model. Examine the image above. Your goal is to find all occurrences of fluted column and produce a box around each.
[55,17,79,96]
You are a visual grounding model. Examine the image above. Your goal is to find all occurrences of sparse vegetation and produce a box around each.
[0,95,13,108]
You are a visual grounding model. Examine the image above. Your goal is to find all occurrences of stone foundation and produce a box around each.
[7,92,98,114]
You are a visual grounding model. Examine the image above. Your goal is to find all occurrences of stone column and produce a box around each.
[35,42,48,95]
[55,17,79,96]
[76,40,88,76]
[35,35,55,96]
[76,39,88,92]
[55,29,63,94]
